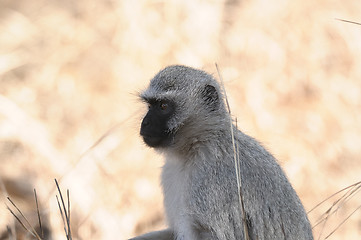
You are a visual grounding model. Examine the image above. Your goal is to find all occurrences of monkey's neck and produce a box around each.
[165,127,233,164]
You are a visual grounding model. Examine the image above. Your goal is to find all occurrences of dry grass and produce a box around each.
[0,0,361,239]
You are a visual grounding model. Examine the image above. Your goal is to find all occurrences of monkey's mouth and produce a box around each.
[141,132,174,148]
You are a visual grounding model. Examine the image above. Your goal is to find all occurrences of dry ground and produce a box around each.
[0,0,360,239]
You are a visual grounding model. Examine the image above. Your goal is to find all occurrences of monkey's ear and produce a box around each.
[201,84,219,111]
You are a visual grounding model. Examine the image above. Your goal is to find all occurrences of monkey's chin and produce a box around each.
[142,135,166,148]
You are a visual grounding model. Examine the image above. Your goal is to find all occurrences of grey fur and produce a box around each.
[131,65,313,240]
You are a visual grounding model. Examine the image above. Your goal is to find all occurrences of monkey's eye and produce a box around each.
[160,102,168,111]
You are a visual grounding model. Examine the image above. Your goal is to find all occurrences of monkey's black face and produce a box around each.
[140,99,176,148]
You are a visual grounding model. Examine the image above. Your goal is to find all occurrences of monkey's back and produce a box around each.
[234,130,313,239]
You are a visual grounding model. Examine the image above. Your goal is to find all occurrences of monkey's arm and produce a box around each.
[129,229,174,240]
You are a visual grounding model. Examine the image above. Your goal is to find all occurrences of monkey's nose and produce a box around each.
[141,118,150,127]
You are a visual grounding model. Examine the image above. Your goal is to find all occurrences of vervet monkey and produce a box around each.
[131,65,313,240]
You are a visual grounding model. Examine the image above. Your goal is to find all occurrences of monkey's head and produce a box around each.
[140,65,228,150]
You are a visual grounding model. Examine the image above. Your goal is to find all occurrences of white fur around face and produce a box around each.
[161,154,197,240]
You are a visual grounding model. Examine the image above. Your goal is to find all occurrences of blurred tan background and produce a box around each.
[0,0,360,239]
